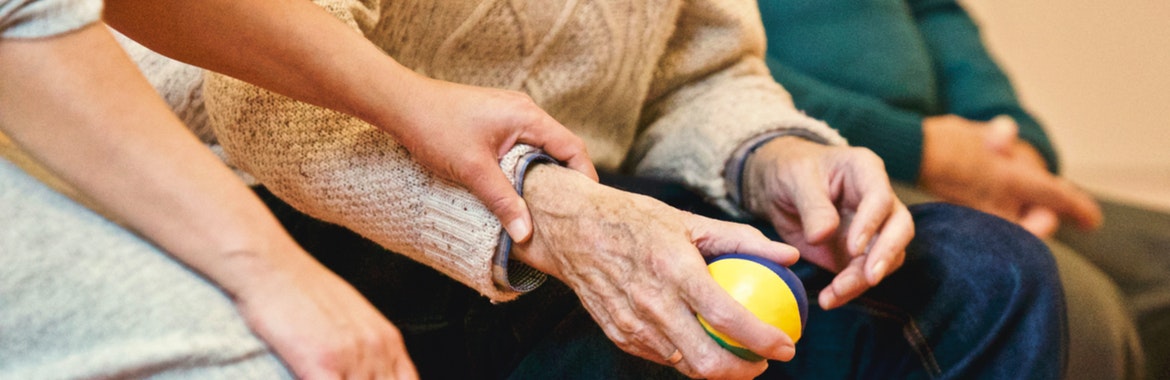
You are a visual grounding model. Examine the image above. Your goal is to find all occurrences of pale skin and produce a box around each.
[104,0,598,243]
[0,25,415,379]
[6,0,597,377]
[921,115,1102,238]
[512,136,913,379]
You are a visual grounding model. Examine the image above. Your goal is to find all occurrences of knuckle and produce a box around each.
[852,147,884,165]
[484,192,515,214]
[688,356,721,378]
[612,312,643,336]
[698,306,734,328]
[311,344,346,374]
[361,329,388,349]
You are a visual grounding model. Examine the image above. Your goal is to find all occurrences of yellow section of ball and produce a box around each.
[699,258,803,349]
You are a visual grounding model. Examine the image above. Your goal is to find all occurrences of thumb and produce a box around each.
[464,167,534,243]
[984,115,1019,155]
[792,187,841,244]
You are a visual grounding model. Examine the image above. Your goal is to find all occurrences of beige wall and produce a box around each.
[962,0,1170,211]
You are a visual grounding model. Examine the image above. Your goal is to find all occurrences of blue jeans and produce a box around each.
[256,173,1067,379]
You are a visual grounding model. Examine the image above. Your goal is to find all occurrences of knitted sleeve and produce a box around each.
[626,0,846,218]
[205,72,539,302]
[201,0,539,302]
[0,0,101,39]
[911,0,1060,173]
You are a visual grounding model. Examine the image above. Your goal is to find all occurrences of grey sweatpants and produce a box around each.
[0,158,291,379]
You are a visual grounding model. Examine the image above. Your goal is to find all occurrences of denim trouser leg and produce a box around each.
[255,173,1067,379]
[761,203,1067,380]
[603,175,1067,379]
[897,182,1144,380]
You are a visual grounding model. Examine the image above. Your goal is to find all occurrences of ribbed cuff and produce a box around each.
[724,129,832,212]
[491,152,556,293]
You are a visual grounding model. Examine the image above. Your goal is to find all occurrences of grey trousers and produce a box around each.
[1057,198,1170,380]
[895,183,1147,380]
[0,158,291,379]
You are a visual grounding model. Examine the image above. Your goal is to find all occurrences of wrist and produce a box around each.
[509,163,600,279]
[347,59,431,141]
[491,152,557,293]
[195,230,319,300]
[918,116,973,189]
[741,136,817,216]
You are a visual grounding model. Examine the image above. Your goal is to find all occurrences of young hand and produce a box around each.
[230,250,418,380]
[386,78,598,243]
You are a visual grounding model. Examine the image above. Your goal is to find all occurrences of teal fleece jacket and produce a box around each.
[760,0,1059,183]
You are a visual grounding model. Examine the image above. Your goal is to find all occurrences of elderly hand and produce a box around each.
[512,165,800,379]
[386,78,598,244]
[229,249,418,380]
[921,115,1102,237]
[742,136,914,310]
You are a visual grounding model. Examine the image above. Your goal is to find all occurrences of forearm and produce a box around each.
[0,24,307,295]
[204,70,533,301]
[911,0,1059,172]
[102,0,424,141]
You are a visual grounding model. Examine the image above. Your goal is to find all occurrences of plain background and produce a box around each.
[963,0,1170,212]
[2,2,1167,212]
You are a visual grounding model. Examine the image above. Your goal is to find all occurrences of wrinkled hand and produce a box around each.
[921,115,1102,237]
[743,136,914,310]
[230,252,418,380]
[512,165,799,379]
[384,77,598,243]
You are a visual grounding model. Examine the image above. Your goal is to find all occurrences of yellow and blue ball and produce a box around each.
[699,253,808,361]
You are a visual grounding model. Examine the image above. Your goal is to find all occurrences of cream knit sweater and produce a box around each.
[204,0,846,301]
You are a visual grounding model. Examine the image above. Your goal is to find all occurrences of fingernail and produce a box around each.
[778,345,796,361]
[507,218,531,243]
[870,260,888,285]
[854,233,870,256]
[818,290,837,310]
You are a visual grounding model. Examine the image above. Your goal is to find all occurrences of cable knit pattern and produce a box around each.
[204,0,845,301]
[206,72,537,301]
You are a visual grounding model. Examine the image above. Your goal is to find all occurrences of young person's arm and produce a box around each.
[104,0,596,243]
[0,24,416,379]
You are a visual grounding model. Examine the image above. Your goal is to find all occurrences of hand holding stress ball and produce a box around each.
[700,254,809,361]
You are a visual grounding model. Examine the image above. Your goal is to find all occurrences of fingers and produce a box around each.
[380,324,419,380]
[984,115,1019,154]
[460,162,534,243]
[843,174,895,257]
[818,255,868,310]
[520,113,599,181]
[861,202,912,286]
[825,198,912,308]
[583,270,766,379]
[789,177,840,244]
[684,272,798,363]
[692,219,800,266]
[392,355,420,380]
[1018,206,1060,238]
[1012,172,1103,230]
